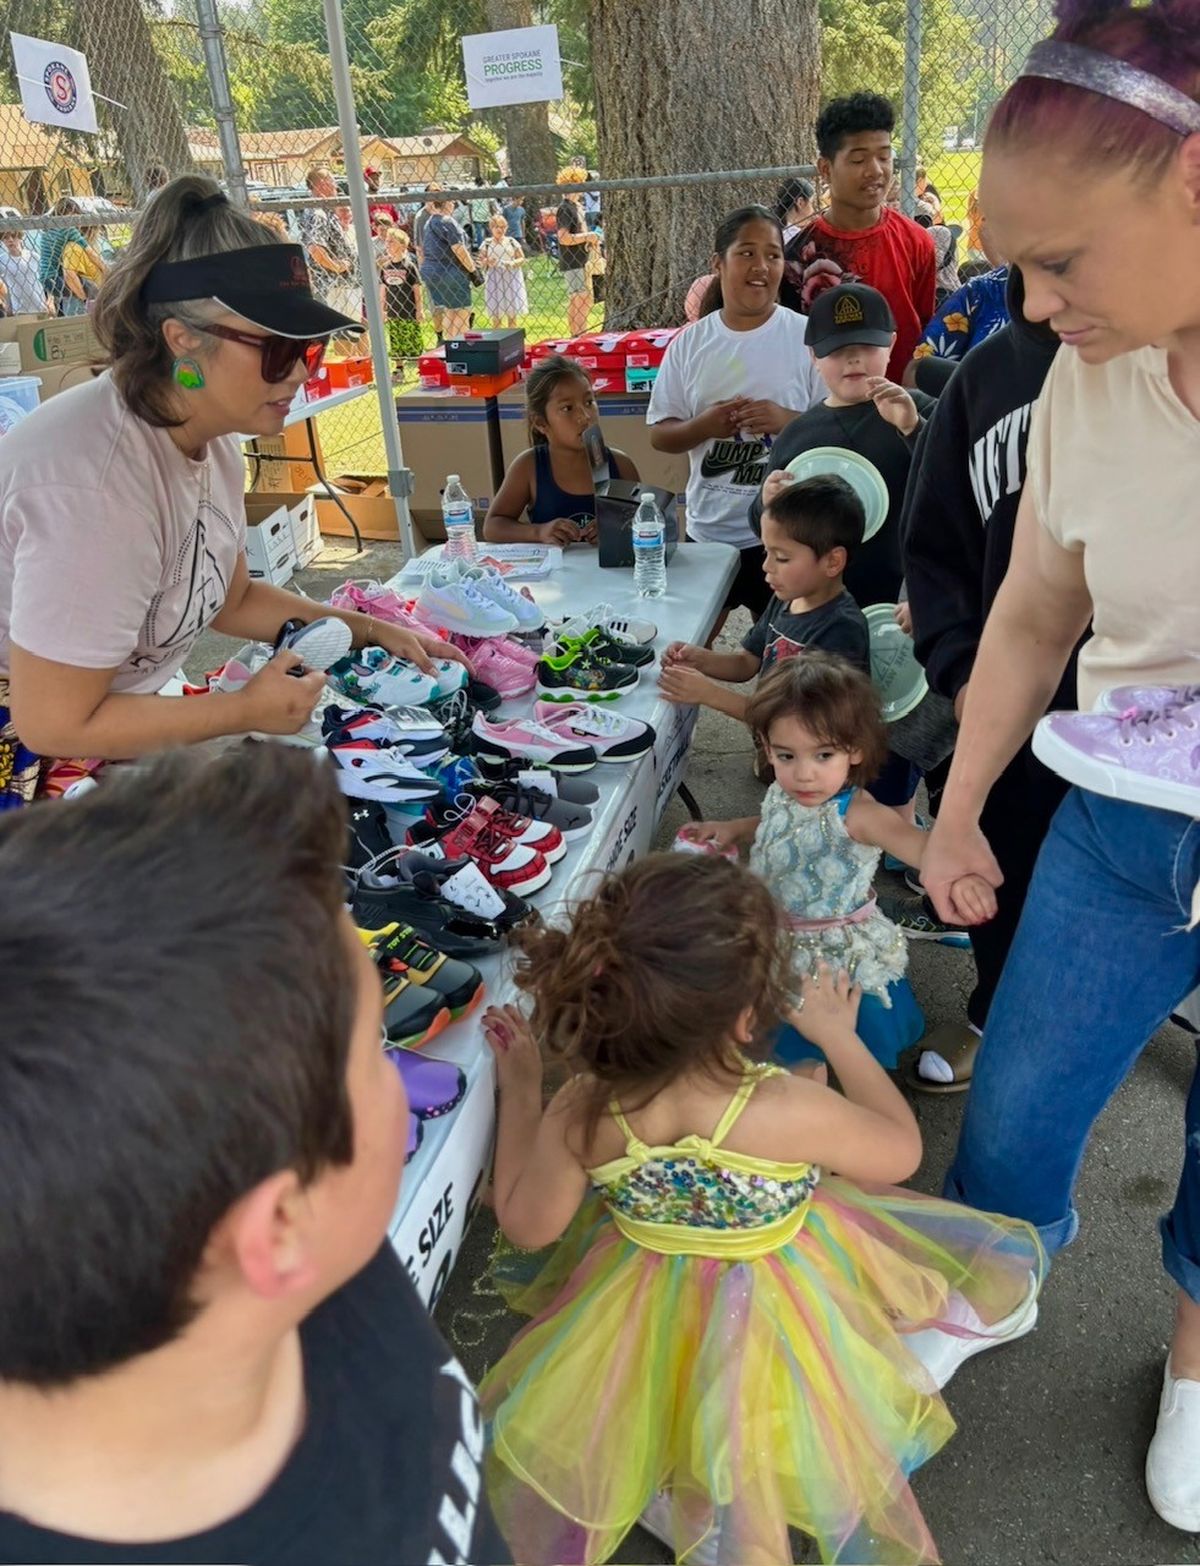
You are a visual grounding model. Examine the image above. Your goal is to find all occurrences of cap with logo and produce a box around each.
[804,282,896,358]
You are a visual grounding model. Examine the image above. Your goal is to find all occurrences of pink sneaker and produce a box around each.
[532,700,656,763]
[471,711,597,772]
[450,636,535,697]
[1032,697,1200,817]
[331,580,446,639]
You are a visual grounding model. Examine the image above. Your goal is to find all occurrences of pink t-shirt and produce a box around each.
[0,371,246,693]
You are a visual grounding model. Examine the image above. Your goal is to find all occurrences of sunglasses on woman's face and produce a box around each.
[197,323,328,383]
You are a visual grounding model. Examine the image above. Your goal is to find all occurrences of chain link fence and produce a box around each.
[1,0,1053,518]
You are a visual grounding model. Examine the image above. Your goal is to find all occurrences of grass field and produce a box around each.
[927,149,983,228]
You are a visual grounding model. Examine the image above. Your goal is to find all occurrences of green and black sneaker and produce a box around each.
[535,645,640,703]
[555,625,656,669]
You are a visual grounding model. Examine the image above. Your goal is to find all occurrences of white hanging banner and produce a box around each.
[9,33,99,136]
[461,24,563,110]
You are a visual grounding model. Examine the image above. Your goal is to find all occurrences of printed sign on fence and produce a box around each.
[462,24,563,110]
[10,33,99,135]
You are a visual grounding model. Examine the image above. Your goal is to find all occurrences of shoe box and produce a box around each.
[244,494,320,584]
[0,313,101,372]
[245,417,325,497]
[443,328,525,378]
[594,480,681,569]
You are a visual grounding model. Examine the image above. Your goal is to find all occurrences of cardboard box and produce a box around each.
[244,496,298,586]
[395,387,496,537]
[30,362,96,401]
[246,420,325,496]
[290,493,322,568]
[444,328,525,377]
[313,476,401,542]
[497,386,689,498]
[0,314,99,370]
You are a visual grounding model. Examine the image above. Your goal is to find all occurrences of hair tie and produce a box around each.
[194,192,229,215]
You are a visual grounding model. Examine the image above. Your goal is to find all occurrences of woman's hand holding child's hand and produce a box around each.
[788,963,863,1053]
[948,873,997,925]
[482,1004,543,1092]
[867,377,920,437]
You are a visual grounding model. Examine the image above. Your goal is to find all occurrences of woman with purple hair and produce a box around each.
[919,0,1200,1528]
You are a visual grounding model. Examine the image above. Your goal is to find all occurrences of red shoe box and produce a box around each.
[586,369,626,395]
[528,337,572,362]
[564,331,629,372]
[447,368,521,398]
[325,355,373,390]
[619,327,681,368]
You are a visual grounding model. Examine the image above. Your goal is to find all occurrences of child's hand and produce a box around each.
[697,399,751,441]
[761,468,795,511]
[736,399,791,437]
[949,873,997,925]
[678,818,744,852]
[788,963,862,1050]
[893,601,913,637]
[658,663,717,707]
[867,376,920,437]
[545,518,584,546]
[483,1004,543,1092]
[662,640,703,670]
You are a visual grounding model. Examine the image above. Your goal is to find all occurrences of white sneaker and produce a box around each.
[1147,1362,1200,1531]
[903,1274,1039,1390]
[552,602,657,647]
[278,616,353,672]
[462,565,545,631]
[638,1492,719,1566]
[417,561,519,637]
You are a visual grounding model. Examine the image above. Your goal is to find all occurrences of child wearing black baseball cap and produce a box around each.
[750,282,935,611]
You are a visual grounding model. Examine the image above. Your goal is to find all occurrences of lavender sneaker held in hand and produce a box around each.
[1033,697,1200,818]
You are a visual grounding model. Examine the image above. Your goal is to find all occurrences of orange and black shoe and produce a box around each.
[362,923,485,1023]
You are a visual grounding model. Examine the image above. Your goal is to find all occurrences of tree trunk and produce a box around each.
[77,0,193,200]
[484,0,558,187]
[588,0,821,327]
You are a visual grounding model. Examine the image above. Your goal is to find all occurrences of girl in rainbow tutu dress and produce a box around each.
[478,851,1043,1566]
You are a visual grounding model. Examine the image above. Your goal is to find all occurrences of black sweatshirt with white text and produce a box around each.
[900,268,1076,710]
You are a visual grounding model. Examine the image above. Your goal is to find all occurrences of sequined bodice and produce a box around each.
[589,1065,819,1234]
[749,784,878,920]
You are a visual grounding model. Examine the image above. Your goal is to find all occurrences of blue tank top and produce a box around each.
[528,443,612,528]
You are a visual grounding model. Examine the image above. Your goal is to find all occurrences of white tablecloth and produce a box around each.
[382,541,739,1306]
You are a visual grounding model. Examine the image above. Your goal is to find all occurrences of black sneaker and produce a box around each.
[536,646,639,704]
[470,775,593,842]
[555,627,655,669]
[349,866,506,956]
[363,922,484,1018]
[876,887,972,949]
[471,753,601,806]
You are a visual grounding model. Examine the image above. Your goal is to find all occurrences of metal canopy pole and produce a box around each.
[194,0,248,208]
[900,0,923,216]
[321,0,418,560]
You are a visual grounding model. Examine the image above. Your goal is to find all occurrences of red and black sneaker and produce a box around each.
[412,794,566,864]
[424,804,552,896]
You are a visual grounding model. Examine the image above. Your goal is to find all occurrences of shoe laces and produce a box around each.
[560,705,627,736]
[1116,699,1200,746]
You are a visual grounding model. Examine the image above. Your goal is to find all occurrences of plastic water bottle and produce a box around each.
[632,493,667,599]
[442,474,478,562]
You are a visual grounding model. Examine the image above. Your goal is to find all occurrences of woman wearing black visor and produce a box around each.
[0,175,463,790]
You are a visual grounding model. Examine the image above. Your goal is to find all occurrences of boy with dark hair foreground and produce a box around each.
[0,746,508,1566]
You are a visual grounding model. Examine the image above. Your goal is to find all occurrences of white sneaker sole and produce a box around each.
[283,618,354,672]
[536,684,629,704]
[905,1277,1039,1390]
[1032,719,1200,817]
[473,741,597,775]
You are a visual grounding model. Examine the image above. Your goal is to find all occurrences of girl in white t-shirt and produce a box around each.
[648,206,823,622]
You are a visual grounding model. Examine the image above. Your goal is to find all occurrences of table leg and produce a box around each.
[305,415,363,554]
[676,782,704,822]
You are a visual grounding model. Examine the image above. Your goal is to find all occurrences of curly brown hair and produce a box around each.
[746,652,888,788]
[511,853,796,1136]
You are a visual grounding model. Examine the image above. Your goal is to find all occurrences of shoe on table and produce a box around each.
[323,704,450,766]
[472,775,593,842]
[471,753,601,807]
[360,922,484,1018]
[1147,1362,1200,1531]
[449,636,536,698]
[533,700,656,763]
[1033,698,1200,817]
[551,614,656,669]
[391,849,533,931]
[348,853,520,954]
[326,739,444,806]
[551,602,658,648]
[410,804,553,896]
[903,1273,1039,1391]
[416,562,519,637]
[472,712,597,773]
[460,564,545,632]
[536,646,639,704]
[330,580,438,637]
[409,793,566,864]
[388,1046,468,1120]
[329,650,440,709]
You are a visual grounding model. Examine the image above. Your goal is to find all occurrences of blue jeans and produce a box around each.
[945,788,1200,1294]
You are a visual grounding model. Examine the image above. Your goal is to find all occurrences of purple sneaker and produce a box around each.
[1033,698,1200,817]
[389,1048,467,1120]
[1093,683,1200,715]
[405,1110,423,1163]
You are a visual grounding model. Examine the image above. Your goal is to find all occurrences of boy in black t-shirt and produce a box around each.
[660,474,869,722]
[379,225,424,371]
[0,748,509,1566]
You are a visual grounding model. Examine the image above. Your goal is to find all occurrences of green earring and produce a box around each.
[172,356,205,390]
